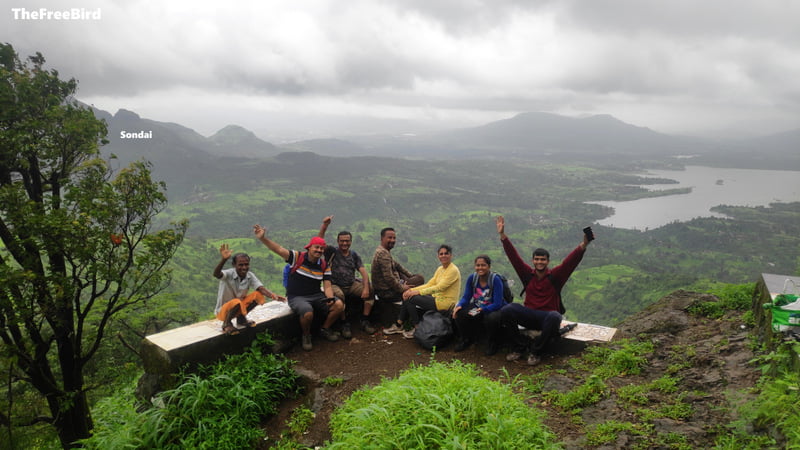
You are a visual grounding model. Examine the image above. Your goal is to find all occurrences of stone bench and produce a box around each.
[140,298,401,375]
[140,301,299,377]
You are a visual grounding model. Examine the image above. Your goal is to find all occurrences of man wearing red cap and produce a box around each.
[254,224,344,351]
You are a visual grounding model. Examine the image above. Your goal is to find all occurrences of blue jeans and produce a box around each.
[499,303,562,354]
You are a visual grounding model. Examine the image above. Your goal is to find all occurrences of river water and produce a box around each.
[590,166,800,230]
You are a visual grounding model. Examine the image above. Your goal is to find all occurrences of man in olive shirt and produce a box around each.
[370,227,423,302]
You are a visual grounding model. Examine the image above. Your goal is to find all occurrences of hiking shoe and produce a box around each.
[319,327,340,342]
[506,351,522,362]
[527,354,542,366]
[341,322,352,339]
[484,341,499,356]
[454,339,472,352]
[402,328,416,339]
[559,322,577,335]
[301,334,312,351]
[360,319,376,334]
[383,323,404,335]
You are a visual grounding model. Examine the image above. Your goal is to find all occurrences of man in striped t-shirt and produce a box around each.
[254,224,344,351]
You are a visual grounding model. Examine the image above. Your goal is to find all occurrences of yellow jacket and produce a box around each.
[415,263,461,311]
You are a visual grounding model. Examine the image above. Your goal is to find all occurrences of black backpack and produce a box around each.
[472,272,514,304]
[519,273,566,314]
[413,310,454,350]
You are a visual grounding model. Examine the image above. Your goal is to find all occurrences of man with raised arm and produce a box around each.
[496,215,594,366]
[213,243,284,335]
[254,224,344,351]
[318,216,375,335]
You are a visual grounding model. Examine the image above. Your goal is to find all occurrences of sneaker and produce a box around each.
[319,327,340,342]
[301,334,312,351]
[559,322,577,335]
[402,328,416,339]
[360,319,376,334]
[341,322,352,339]
[382,323,404,335]
[506,351,522,362]
[527,354,542,366]
[484,341,499,356]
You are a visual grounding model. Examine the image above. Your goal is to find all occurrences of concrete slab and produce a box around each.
[141,301,297,375]
[140,297,403,377]
[520,321,617,343]
[560,321,617,342]
[761,273,800,299]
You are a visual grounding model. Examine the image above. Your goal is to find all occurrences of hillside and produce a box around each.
[91,107,800,177]
[209,125,279,158]
[262,290,765,448]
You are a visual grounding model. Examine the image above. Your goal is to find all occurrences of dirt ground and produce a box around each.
[260,290,761,449]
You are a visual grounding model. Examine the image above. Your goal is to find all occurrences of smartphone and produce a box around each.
[468,308,480,316]
[583,226,595,241]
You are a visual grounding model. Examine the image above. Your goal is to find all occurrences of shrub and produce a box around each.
[83,335,298,449]
[326,360,559,449]
[691,282,755,318]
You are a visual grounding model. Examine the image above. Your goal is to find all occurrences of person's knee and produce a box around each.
[499,304,517,320]
[484,311,501,326]
[406,274,424,286]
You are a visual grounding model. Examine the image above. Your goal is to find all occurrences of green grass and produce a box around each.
[716,342,800,448]
[686,282,754,319]
[326,359,560,449]
[271,406,316,449]
[81,334,299,449]
[323,376,345,387]
[585,420,650,446]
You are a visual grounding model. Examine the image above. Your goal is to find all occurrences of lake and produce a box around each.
[590,166,800,230]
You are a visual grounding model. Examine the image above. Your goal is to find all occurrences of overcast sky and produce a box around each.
[6,0,800,142]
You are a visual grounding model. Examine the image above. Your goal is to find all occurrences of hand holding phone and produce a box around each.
[583,226,595,242]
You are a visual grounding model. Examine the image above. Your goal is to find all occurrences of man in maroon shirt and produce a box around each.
[495,215,594,366]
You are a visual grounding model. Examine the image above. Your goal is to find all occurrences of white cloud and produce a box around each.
[5,0,799,140]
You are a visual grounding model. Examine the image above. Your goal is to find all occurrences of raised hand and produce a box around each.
[495,215,505,235]
[253,224,266,239]
[219,243,232,260]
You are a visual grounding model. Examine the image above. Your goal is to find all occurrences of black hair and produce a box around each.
[474,254,492,266]
[337,230,352,239]
[380,227,395,238]
[532,248,550,259]
[438,244,453,254]
[231,253,250,265]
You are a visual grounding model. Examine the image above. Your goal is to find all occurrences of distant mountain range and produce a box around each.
[92,106,800,182]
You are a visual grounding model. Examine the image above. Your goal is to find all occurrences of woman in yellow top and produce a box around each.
[382,244,461,339]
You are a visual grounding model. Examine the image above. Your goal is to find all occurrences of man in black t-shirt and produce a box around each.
[318,216,375,334]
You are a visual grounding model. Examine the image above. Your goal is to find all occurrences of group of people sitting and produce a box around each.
[213,215,594,366]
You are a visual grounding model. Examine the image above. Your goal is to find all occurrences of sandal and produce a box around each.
[222,325,239,336]
[237,319,256,328]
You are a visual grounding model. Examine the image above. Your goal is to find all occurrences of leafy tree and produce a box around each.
[0,43,187,448]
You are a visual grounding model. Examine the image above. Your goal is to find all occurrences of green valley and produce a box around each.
[155,152,800,326]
